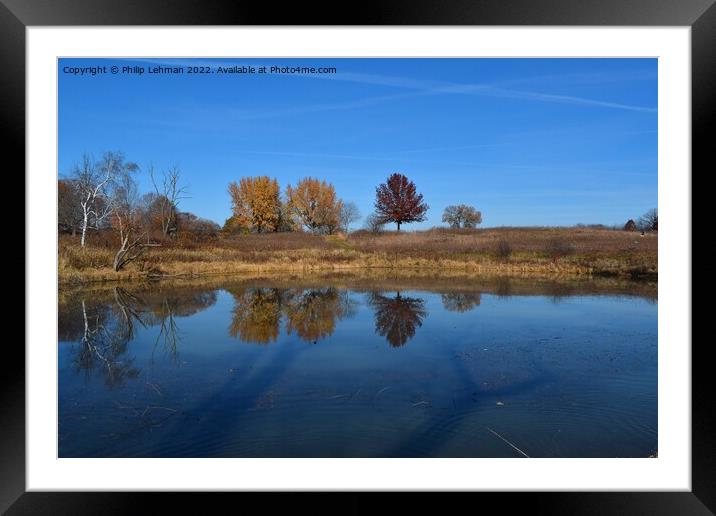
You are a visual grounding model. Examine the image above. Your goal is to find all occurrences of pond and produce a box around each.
[58,274,657,458]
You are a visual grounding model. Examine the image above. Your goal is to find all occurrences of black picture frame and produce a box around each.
[4,0,708,513]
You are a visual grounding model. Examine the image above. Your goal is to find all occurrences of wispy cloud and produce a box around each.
[216,90,432,121]
[236,150,394,161]
[232,149,501,168]
[393,143,512,154]
[473,88,657,113]
[492,69,657,88]
[310,68,657,113]
[121,58,657,115]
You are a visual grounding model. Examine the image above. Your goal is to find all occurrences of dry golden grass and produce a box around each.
[349,226,657,255]
[58,227,657,285]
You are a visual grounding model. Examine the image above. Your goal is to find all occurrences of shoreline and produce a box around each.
[58,268,658,302]
[58,258,657,288]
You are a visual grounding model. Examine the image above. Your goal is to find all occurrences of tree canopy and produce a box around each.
[442,204,482,228]
[374,173,428,231]
[285,177,343,234]
[228,176,281,233]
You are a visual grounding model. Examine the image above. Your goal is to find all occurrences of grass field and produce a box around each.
[58,226,657,285]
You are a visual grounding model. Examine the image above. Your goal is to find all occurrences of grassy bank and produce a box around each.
[59,270,658,308]
[58,227,657,285]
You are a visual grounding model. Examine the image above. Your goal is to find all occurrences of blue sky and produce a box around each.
[58,58,657,228]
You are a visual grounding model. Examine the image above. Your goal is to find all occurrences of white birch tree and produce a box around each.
[71,152,136,247]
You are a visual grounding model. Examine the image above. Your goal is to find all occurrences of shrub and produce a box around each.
[364,213,386,234]
[624,219,637,231]
[545,238,576,261]
[494,239,512,261]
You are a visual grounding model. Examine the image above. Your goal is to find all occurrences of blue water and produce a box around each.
[58,279,657,457]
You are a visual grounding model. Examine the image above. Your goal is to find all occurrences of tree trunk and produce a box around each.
[113,233,160,272]
[397,221,401,232]
[113,234,130,271]
[80,211,88,247]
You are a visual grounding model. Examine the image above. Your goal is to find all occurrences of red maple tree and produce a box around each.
[374,173,429,231]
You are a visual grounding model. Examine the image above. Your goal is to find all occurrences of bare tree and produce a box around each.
[364,213,386,234]
[637,208,658,232]
[71,153,133,247]
[110,162,159,271]
[339,202,361,233]
[58,179,83,235]
[113,216,160,272]
[150,165,189,238]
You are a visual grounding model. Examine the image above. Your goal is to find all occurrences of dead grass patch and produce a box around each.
[58,227,657,285]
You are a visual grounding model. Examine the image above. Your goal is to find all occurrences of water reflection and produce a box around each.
[441,292,481,312]
[228,287,356,344]
[228,288,283,344]
[495,277,513,298]
[62,277,657,364]
[368,291,428,347]
[151,298,182,361]
[74,290,143,388]
[66,287,218,385]
[59,277,658,458]
[285,288,354,343]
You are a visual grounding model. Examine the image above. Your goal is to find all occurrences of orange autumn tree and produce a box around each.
[228,176,281,233]
[285,177,343,234]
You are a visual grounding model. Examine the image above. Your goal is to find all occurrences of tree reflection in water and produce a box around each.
[440,292,481,312]
[495,277,513,299]
[152,298,182,361]
[74,289,143,388]
[228,288,283,344]
[368,291,427,347]
[69,287,217,385]
[228,287,427,347]
[228,287,356,344]
[149,290,216,360]
[284,288,352,343]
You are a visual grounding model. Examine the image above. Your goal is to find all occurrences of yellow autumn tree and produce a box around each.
[285,177,343,234]
[227,176,281,233]
[283,288,355,343]
[228,288,282,344]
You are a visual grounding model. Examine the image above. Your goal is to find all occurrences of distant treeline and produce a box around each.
[58,151,485,246]
[57,150,655,273]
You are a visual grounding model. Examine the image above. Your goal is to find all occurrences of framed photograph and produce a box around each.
[7,0,708,512]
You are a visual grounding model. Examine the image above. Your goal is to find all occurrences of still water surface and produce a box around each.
[58,276,657,457]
